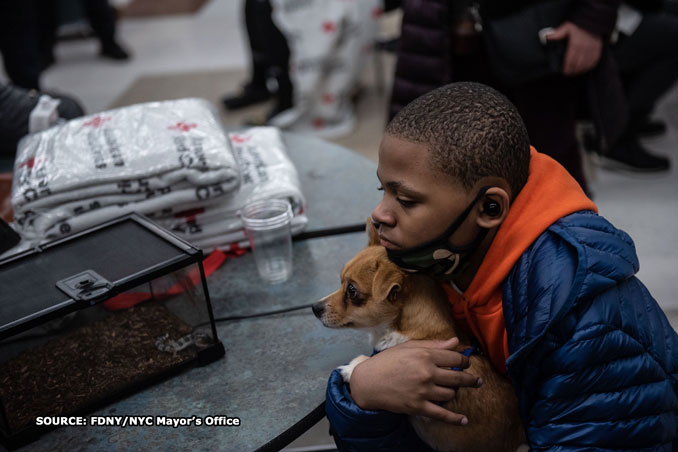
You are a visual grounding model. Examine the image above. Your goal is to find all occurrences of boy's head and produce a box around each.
[373,82,531,258]
[385,82,530,199]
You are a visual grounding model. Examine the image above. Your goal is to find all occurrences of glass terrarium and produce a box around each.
[0,213,224,447]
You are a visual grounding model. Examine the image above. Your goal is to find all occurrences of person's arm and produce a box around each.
[326,368,434,452]
[326,338,482,451]
[545,0,621,75]
[503,227,678,450]
[510,318,677,450]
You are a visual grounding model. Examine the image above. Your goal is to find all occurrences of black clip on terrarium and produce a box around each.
[0,213,225,448]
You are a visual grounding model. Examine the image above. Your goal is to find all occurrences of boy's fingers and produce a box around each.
[430,386,457,402]
[545,22,569,41]
[434,367,482,389]
[420,401,469,425]
[430,349,470,370]
[432,337,460,350]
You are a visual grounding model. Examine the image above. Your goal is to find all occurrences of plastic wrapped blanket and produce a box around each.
[155,127,307,251]
[11,98,240,242]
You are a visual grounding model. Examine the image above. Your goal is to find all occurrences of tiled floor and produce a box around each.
[2,1,676,449]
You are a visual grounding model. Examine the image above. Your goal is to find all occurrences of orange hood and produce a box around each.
[443,147,597,373]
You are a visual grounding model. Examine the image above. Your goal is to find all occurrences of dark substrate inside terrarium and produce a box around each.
[0,302,197,433]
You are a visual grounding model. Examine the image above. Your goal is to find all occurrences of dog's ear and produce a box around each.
[373,263,403,303]
[366,217,380,247]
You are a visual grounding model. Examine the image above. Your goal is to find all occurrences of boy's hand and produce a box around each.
[349,337,483,424]
[545,21,603,76]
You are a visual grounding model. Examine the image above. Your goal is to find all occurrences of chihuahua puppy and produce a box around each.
[312,221,526,452]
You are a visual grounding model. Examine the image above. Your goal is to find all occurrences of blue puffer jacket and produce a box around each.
[326,211,678,451]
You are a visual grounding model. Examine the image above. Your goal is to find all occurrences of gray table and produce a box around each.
[15,135,382,452]
[283,133,380,232]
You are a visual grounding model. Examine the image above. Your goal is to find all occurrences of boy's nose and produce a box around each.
[371,201,395,227]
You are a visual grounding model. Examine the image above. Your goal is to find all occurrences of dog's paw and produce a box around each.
[338,355,370,383]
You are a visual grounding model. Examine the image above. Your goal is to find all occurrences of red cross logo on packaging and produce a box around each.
[168,121,198,132]
[322,93,336,104]
[83,115,111,128]
[230,134,251,144]
[322,21,337,33]
[17,157,43,169]
[312,117,326,129]
[174,207,205,223]
[372,7,384,18]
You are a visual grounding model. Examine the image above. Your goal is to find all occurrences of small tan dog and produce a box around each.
[312,222,526,452]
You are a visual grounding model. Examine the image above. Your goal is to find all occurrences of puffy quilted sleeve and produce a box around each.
[503,225,678,451]
[325,368,434,452]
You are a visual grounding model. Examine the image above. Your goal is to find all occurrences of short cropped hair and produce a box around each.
[386,82,530,199]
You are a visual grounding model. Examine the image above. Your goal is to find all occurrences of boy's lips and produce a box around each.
[379,235,399,249]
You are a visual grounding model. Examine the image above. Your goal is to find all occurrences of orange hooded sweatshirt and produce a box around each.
[443,148,597,374]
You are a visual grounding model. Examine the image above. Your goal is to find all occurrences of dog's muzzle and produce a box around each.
[311,300,326,318]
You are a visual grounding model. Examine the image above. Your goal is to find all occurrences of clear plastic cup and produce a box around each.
[241,199,293,284]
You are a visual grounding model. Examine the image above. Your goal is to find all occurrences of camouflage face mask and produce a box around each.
[385,186,491,280]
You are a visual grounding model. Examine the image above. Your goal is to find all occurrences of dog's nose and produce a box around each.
[311,301,325,318]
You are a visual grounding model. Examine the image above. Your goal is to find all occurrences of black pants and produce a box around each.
[0,0,119,90]
[245,0,291,99]
[39,0,119,58]
[0,2,42,90]
[613,12,678,124]
[510,75,588,194]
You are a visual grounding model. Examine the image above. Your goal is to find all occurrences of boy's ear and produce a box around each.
[477,187,511,229]
[366,217,380,247]
[372,263,402,303]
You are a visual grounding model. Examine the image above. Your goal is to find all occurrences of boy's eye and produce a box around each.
[346,283,358,299]
[397,198,417,208]
[377,185,416,208]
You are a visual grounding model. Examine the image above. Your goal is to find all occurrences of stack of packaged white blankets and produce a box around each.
[10,98,307,251]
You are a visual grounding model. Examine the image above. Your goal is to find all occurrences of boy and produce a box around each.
[325,82,678,451]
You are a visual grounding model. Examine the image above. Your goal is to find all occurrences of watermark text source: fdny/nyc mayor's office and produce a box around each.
[35,415,241,428]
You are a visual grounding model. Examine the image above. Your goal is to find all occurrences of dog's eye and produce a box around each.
[346,283,358,300]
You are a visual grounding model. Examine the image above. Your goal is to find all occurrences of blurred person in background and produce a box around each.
[221,0,293,123]
[38,0,132,68]
[224,0,400,138]
[0,0,130,92]
[0,2,44,90]
[0,81,84,162]
[605,0,678,142]
[389,0,673,196]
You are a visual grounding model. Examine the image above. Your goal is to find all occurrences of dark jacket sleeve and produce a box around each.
[325,368,434,452]
[0,83,33,156]
[503,220,678,451]
[0,83,84,158]
[569,0,621,36]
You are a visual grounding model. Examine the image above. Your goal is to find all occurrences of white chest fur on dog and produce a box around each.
[338,326,409,383]
[312,239,527,452]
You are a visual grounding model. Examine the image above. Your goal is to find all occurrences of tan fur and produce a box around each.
[313,224,526,452]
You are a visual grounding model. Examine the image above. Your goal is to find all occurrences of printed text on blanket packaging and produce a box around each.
[174,135,207,170]
[87,128,125,169]
[17,153,52,204]
[114,179,173,200]
[235,145,270,185]
[195,183,226,201]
